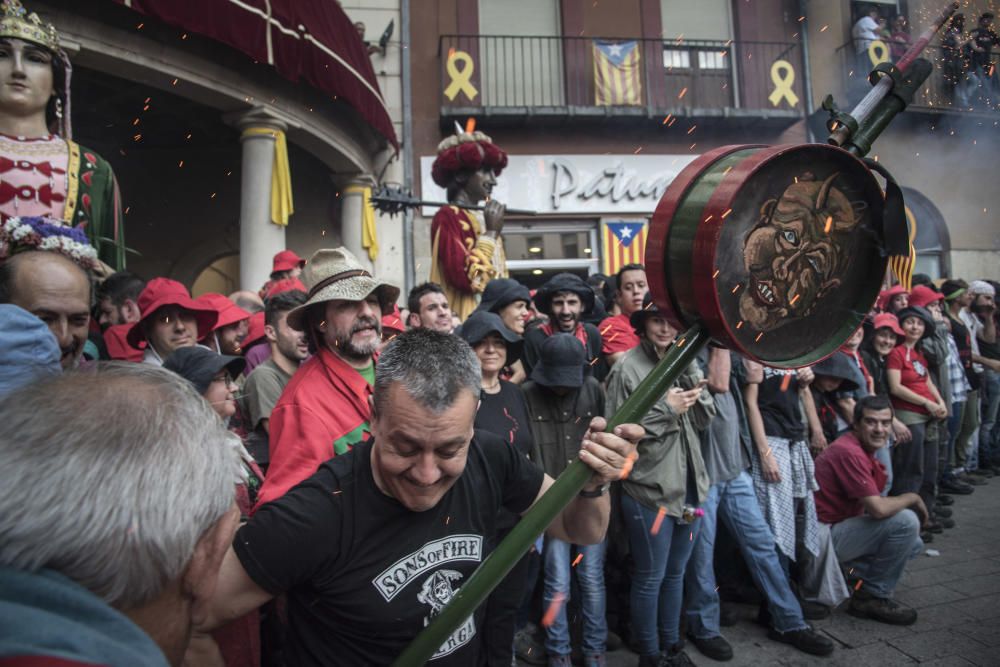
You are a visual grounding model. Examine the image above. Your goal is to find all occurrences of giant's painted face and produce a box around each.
[738,172,863,332]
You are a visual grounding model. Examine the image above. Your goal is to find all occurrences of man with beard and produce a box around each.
[255,248,399,506]
[96,271,146,361]
[241,289,308,475]
[523,272,605,382]
[0,250,91,370]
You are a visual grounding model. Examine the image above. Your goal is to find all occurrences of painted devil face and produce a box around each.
[739,172,864,332]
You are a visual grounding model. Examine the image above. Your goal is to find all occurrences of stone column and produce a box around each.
[338,175,376,273]
[233,109,288,292]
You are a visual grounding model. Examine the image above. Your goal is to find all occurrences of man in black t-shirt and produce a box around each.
[192,329,640,666]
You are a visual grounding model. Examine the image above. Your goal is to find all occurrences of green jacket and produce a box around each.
[606,339,715,516]
[62,141,126,270]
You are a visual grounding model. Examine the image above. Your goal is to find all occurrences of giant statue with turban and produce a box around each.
[0,0,125,272]
[429,129,508,321]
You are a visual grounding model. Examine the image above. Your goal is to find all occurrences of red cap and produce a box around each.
[872,313,905,337]
[382,304,405,334]
[876,285,908,311]
[195,293,251,332]
[908,284,944,309]
[264,277,307,300]
[104,323,144,362]
[272,250,305,274]
[243,311,266,350]
[127,278,218,348]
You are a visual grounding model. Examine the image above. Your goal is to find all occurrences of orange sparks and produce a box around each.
[620,452,638,480]
[572,554,584,567]
[677,337,687,348]
[634,146,643,154]
[662,113,673,125]
[704,215,714,223]
[689,531,694,542]
[687,125,697,135]
[178,160,184,168]
[712,269,720,279]
[689,143,697,150]
[445,516,451,525]
[820,25,829,32]
[824,216,833,233]
[465,117,476,133]
[133,134,142,142]
[667,117,677,127]
[731,284,741,294]
[171,78,178,86]
[723,166,733,175]
[448,47,456,58]
[755,332,764,342]
[721,208,733,219]
[790,293,800,306]
[136,22,144,29]
[542,593,566,627]
[678,87,688,99]
[736,320,744,329]
[854,579,864,591]
[780,373,793,392]
[651,507,667,535]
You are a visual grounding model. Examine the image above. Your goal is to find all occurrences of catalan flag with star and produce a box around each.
[602,220,647,275]
[593,39,643,105]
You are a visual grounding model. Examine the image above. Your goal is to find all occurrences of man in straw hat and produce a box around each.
[254,247,399,506]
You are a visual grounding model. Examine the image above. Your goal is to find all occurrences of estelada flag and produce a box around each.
[593,40,643,106]
[602,220,647,275]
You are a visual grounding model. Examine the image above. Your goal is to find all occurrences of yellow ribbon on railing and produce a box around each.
[241,127,295,226]
[345,185,379,261]
[768,59,799,108]
[868,39,890,68]
[444,50,479,101]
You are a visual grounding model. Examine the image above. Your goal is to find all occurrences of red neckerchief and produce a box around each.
[541,321,588,348]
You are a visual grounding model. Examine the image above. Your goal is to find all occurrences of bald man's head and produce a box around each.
[0,252,93,369]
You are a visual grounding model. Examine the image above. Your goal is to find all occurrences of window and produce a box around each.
[504,222,599,288]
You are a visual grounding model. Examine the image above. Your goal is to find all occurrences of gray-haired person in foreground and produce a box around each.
[0,363,243,667]
[190,328,642,666]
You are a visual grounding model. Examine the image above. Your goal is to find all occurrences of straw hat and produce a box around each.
[286,247,400,331]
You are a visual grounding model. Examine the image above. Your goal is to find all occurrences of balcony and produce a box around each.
[439,35,805,129]
[833,42,999,116]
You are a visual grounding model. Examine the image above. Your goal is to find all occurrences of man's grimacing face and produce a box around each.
[369,384,478,512]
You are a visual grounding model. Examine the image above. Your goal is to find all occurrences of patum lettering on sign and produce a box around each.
[420,154,698,216]
[550,158,673,209]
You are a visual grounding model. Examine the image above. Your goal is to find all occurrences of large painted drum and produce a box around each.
[647,143,888,368]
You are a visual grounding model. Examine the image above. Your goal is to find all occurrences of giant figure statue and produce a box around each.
[0,0,125,271]
[429,129,508,321]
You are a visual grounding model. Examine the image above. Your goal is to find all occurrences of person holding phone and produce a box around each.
[606,293,715,667]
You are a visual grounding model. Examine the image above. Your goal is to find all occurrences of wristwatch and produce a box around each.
[579,483,610,498]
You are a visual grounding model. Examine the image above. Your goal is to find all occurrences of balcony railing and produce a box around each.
[439,35,805,121]
[834,41,999,114]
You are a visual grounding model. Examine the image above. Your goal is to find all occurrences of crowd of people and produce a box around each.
[2,230,998,666]
[851,6,999,109]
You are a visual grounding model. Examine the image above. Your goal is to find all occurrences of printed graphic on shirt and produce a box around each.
[372,535,483,660]
[417,569,477,659]
[372,534,483,601]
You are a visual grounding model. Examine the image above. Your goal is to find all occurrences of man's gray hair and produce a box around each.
[374,328,481,414]
[0,362,240,609]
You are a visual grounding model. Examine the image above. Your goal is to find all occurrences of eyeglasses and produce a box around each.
[211,373,235,386]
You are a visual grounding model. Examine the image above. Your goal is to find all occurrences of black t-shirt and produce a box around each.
[233,432,545,666]
[475,381,534,458]
[756,367,806,440]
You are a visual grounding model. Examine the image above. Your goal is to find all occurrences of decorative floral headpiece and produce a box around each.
[431,129,508,188]
[0,216,98,270]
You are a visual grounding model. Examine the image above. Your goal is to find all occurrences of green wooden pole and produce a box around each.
[392,322,709,666]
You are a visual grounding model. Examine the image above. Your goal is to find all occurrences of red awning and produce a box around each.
[112,0,398,149]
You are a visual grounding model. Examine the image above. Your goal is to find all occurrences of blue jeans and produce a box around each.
[542,537,607,657]
[622,493,699,656]
[685,472,807,638]
[830,510,923,597]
